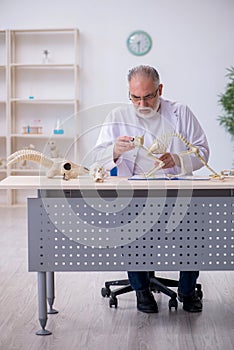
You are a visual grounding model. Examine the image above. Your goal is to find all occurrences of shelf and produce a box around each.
[10,133,74,139]
[11,28,77,34]
[10,98,77,104]
[11,63,78,69]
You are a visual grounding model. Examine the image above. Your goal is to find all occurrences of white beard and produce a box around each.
[136,105,160,119]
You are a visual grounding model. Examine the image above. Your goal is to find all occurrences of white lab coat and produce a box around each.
[92,98,209,177]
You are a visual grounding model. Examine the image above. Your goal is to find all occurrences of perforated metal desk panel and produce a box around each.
[28,186,234,272]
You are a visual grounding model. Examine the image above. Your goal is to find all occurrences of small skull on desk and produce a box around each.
[89,162,106,182]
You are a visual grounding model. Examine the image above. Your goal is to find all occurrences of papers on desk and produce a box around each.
[128,174,211,181]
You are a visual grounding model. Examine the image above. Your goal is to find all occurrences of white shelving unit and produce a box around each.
[0,28,79,205]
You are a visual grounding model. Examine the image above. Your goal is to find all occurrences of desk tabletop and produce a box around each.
[1,175,234,190]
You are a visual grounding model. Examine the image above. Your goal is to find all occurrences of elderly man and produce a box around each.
[93,65,209,313]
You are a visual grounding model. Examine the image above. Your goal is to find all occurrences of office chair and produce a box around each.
[101,271,202,310]
[101,168,203,310]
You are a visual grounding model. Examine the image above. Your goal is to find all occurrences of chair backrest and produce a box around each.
[110,167,118,176]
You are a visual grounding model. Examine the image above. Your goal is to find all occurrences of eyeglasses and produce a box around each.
[129,87,159,103]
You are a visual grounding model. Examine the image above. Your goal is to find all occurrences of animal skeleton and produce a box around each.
[130,132,221,179]
[7,149,89,180]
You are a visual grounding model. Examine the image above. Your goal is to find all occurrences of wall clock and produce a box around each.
[126,30,152,56]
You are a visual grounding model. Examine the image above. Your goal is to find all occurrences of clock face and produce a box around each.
[127,30,152,56]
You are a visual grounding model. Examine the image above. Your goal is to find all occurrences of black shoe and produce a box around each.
[178,292,202,313]
[136,289,158,313]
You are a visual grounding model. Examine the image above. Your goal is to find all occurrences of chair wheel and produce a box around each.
[101,287,111,298]
[109,295,118,308]
[169,298,178,310]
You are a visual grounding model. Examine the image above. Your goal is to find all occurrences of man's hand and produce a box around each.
[157,153,181,169]
[113,136,135,161]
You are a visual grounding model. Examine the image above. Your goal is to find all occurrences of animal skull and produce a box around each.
[89,162,106,182]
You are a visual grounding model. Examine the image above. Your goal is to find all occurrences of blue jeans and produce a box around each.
[128,271,199,296]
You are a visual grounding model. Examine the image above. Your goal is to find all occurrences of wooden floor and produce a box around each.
[1,207,234,350]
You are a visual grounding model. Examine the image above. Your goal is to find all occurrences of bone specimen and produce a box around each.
[7,149,89,180]
[131,132,222,179]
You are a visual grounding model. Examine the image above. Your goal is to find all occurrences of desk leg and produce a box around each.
[46,272,58,314]
[36,272,52,336]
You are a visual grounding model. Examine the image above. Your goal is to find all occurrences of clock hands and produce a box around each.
[137,40,141,52]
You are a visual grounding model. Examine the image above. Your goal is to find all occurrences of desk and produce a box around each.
[1,175,234,335]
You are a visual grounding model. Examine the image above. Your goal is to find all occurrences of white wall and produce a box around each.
[1,0,234,171]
